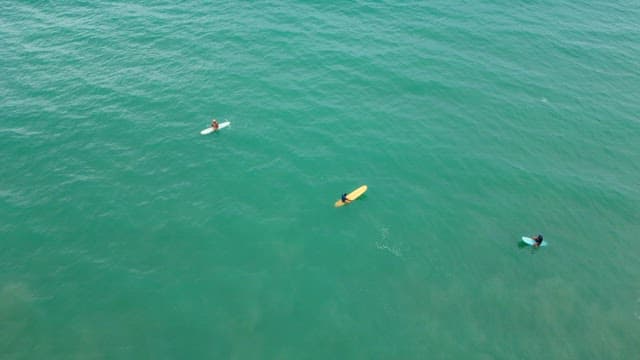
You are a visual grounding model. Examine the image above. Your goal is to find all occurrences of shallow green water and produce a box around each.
[1,1,639,358]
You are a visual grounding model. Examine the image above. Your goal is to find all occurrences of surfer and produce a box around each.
[211,119,219,131]
[532,234,544,248]
[341,193,351,204]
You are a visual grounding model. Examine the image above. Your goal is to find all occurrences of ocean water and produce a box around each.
[1,1,639,358]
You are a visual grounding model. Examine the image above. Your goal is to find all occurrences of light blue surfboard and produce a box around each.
[522,236,548,247]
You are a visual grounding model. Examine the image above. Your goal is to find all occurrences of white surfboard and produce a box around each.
[521,236,548,247]
[200,121,230,135]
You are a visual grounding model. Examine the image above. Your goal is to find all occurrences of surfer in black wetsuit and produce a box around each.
[341,193,351,203]
[532,234,543,248]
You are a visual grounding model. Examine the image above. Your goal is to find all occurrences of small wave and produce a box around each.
[380,227,390,240]
[376,242,402,257]
[376,227,402,256]
[0,127,41,137]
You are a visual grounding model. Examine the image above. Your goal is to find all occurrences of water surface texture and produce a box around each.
[1,1,639,359]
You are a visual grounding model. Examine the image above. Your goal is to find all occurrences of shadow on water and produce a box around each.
[517,240,540,254]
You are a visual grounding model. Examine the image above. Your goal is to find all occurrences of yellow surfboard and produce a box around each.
[334,185,368,207]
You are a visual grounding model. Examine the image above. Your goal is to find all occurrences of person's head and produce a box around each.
[537,234,543,241]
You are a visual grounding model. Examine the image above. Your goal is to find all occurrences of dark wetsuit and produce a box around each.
[534,234,543,245]
[341,193,349,203]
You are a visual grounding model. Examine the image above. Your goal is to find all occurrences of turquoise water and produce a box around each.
[1,1,639,358]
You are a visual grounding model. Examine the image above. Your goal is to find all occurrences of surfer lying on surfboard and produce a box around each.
[341,193,351,204]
